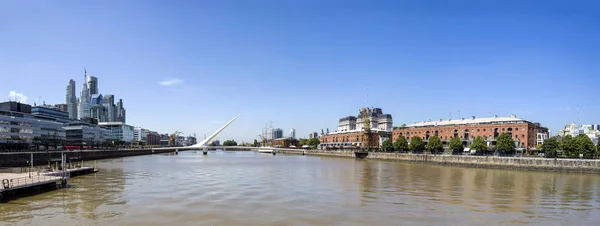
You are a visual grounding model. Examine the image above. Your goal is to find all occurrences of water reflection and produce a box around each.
[1,152,600,225]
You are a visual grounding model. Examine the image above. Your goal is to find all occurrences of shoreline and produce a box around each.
[277,150,600,174]
[0,149,174,168]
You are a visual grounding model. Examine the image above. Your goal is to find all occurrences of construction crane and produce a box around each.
[170,131,183,147]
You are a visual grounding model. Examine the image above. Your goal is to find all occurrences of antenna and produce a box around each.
[577,104,580,123]
[366,85,369,107]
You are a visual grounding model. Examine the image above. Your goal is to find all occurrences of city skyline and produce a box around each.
[1,1,599,142]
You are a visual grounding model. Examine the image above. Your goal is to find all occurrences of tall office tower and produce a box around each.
[79,83,91,119]
[271,128,283,140]
[290,128,296,139]
[66,79,78,119]
[103,94,116,122]
[117,99,126,123]
[86,71,98,96]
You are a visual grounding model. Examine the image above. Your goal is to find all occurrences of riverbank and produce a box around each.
[0,149,174,168]
[278,150,600,173]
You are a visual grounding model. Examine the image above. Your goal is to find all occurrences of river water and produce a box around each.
[1,151,600,225]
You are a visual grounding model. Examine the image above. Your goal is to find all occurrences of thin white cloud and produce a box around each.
[8,91,28,103]
[158,78,183,86]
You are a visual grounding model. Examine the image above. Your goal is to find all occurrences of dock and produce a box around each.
[41,167,97,177]
[1,165,98,202]
[0,172,65,202]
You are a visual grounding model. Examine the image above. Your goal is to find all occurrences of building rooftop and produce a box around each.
[98,121,130,126]
[328,128,390,135]
[404,115,531,128]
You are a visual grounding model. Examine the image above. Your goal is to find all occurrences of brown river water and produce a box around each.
[1,151,600,225]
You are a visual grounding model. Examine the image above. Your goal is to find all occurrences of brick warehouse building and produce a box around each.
[392,115,549,152]
[319,107,392,150]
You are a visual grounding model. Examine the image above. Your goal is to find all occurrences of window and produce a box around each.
[483,129,486,132]
[522,135,525,138]
[477,129,480,132]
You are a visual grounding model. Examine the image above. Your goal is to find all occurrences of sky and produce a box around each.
[1,0,599,142]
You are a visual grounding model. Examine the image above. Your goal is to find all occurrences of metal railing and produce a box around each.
[0,174,62,191]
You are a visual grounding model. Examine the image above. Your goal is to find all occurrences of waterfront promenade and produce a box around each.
[277,150,600,173]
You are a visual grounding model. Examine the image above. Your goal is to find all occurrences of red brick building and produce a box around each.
[392,115,548,151]
[319,131,384,150]
[272,138,299,148]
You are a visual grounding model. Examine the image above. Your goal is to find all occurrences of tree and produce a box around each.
[575,134,596,159]
[298,139,308,146]
[449,136,464,155]
[541,137,560,158]
[209,141,217,146]
[536,144,543,151]
[394,136,409,153]
[381,139,394,152]
[409,136,425,153]
[597,141,600,158]
[495,132,516,155]
[560,135,576,158]
[223,140,238,146]
[253,139,259,147]
[470,136,487,155]
[426,135,443,154]
[308,138,320,149]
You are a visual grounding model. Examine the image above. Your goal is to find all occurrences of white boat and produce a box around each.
[258,147,273,153]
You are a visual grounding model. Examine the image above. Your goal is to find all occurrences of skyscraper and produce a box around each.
[78,83,91,119]
[86,73,98,96]
[117,99,126,123]
[66,79,78,119]
[272,128,283,140]
[290,128,296,139]
[103,94,116,122]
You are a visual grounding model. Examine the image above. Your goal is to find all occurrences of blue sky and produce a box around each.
[1,0,599,142]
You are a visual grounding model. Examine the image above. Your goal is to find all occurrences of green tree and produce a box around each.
[449,136,464,155]
[394,136,409,152]
[253,139,259,147]
[381,139,394,152]
[298,138,308,146]
[308,138,320,149]
[536,144,543,151]
[560,135,576,158]
[495,132,516,155]
[209,141,217,146]
[470,136,487,154]
[541,137,560,157]
[426,135,443,154]
[409,136,425,153]
[597,141,600,158]
[223,140,238,146]
[575,134,596,159]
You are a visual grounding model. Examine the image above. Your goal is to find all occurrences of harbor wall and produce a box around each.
[278,150,600,173]
[0,149,174,168]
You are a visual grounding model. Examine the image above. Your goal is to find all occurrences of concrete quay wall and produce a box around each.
[278,150,600,173]
[0,149,173,168]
